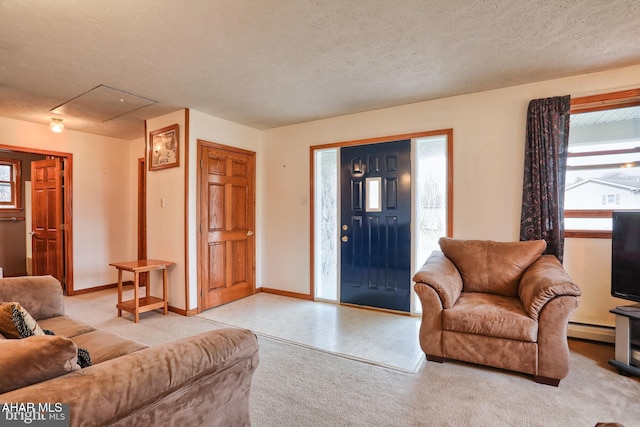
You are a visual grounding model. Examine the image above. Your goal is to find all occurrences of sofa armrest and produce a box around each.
[0,328,259,427]
[412,251,463,308]
[519,255,581,321]
[0,276,64,320]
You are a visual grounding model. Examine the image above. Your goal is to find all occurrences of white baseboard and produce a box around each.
[568,322,615,343]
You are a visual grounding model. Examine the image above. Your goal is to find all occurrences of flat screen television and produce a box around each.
[611,211,640,307]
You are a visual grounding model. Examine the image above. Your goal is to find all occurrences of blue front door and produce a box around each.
[339,140,411,312]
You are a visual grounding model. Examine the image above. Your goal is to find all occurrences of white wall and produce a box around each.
[145,110,187,309]
[0,116,136,290]
[261,64,640,327]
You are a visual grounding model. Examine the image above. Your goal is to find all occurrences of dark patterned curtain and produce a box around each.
[519,95,571,262]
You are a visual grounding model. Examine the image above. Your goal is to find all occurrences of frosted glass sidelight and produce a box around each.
[415,136,448,280]
[314,149,338,301]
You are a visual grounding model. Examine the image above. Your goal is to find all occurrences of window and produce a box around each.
[566,89,640,238]
[0,159,21,209]
[365,177,382,212]
[601,194,620,205]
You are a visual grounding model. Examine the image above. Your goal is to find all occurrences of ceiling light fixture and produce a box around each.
[50,118,65,133]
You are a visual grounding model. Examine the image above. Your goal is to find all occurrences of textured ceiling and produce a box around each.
[1,1,640,140]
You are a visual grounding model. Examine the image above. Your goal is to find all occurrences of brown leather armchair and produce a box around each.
[413,238,581,386]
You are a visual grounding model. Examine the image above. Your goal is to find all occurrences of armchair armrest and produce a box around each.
[519,255,581,321]
[0,276,64,320]
[412,251,463,308]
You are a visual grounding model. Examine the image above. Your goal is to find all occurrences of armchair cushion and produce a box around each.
[438,237,547,297]
[519,255,582,321]
[443,293,538,342]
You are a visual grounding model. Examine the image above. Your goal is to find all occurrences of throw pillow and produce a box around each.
[0,302,45,339]
[0,303,92,368]
[439,237,547,297]
[0,335,81,393]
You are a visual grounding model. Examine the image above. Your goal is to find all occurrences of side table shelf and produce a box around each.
[109,259,175,323]
[117,296,166,313]
[609,305,640,378]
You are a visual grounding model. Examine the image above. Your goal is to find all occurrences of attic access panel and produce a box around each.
[50,85,156,122]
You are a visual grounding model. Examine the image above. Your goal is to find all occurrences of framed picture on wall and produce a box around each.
[149,124,179,171]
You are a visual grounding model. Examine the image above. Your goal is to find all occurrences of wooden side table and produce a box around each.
[109,259,175,323]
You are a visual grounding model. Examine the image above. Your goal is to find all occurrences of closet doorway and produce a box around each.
[0,144,73,293]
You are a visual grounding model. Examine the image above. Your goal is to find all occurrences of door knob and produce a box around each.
[341,236,348,242]
[29,231,36,236]
[247,231,253,236]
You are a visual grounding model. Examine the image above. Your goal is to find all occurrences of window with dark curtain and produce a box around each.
[520,96,571,262]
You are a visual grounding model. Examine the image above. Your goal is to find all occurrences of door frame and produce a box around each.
[309,129,453,309]
[0,144,74,293]
[196,139,257,312]
[137,157,148,287]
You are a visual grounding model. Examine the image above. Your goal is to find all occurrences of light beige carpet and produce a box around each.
[64,288,229,345]
[65,290,640,427]
[251,337,640,427]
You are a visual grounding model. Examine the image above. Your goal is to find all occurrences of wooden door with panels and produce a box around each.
[198,141,256,311]
[31,157,64,285]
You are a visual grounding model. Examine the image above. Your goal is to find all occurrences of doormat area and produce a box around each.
[196,293,425,373]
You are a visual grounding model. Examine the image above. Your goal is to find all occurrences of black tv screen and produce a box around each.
[611,211,640,304]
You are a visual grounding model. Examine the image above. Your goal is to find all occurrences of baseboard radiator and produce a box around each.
[568,322,615,343]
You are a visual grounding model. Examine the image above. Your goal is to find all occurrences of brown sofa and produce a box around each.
[0,275,259,426]
[413,238,581,386]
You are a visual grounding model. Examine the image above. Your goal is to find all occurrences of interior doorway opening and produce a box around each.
[0,144,73,293]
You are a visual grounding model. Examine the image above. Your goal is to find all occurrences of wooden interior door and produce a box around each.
[31,158,64,286]
[199,142,256,310]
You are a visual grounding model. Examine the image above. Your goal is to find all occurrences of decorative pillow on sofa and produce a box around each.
[0,335,81,393]
[0,302,45,339]
[0,302,92,368]
[438,237,547,297]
